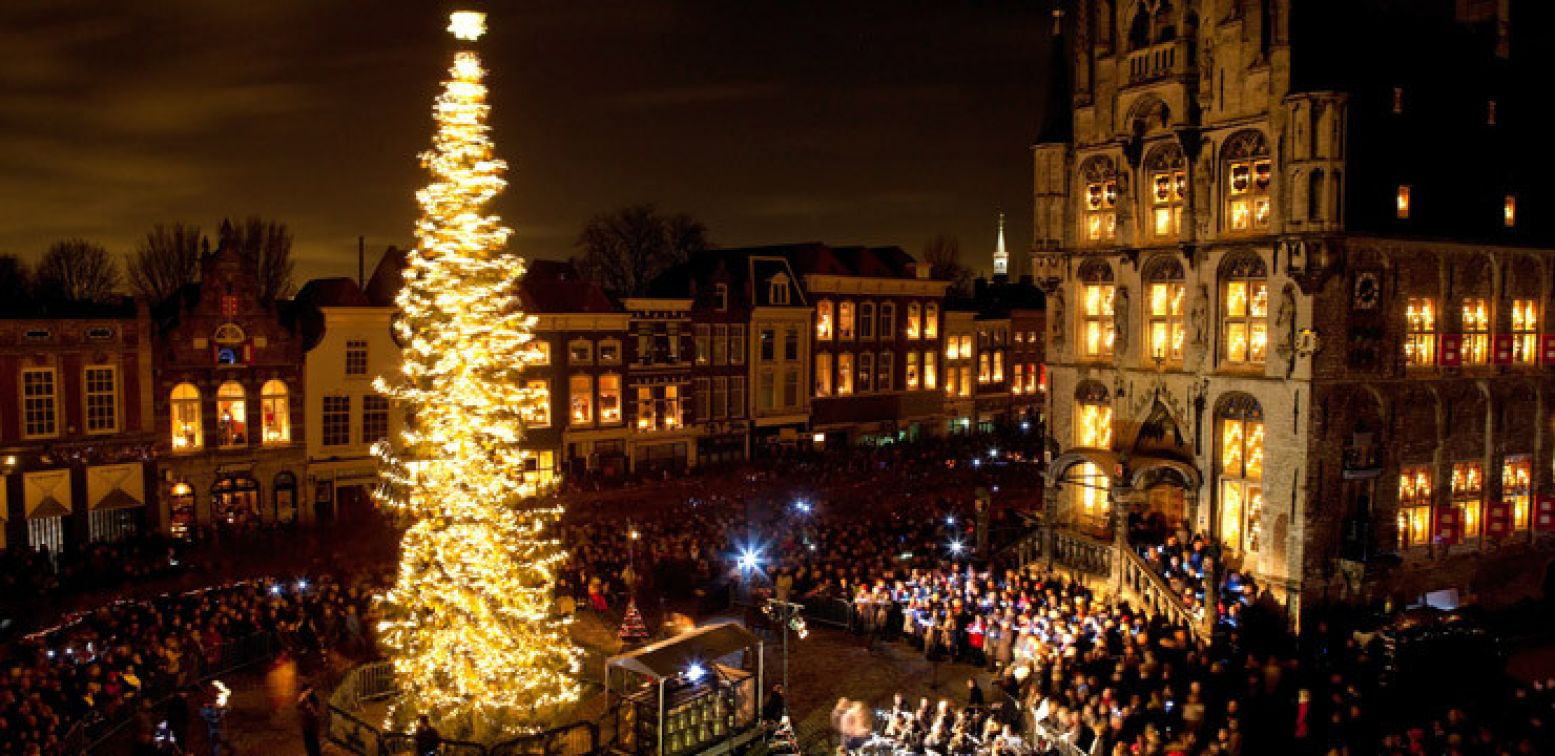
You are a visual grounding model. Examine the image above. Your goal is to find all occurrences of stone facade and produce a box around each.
[1036,0,1551,626]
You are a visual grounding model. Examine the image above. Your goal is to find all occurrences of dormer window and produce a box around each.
[714,282,729,311]
[767,274,790,305]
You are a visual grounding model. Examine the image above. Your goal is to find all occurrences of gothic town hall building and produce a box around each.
[1032,0,1553,628]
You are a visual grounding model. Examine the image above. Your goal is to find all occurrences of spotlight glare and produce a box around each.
[686,663,706,682]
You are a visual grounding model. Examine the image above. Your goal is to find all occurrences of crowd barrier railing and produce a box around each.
[1119,547,1205,644]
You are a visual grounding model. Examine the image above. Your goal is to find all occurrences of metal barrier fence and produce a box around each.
[800,596,854,630]
[326,662,599,756]
[65,631,277,754]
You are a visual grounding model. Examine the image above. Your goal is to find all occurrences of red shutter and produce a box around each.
[1542,334,1555,365]
[1439,334,1463,367]
[1434,506,1462,545]
[1485,501,1512,538]
[1536,495,1555,532]
[1493,334,1514,365]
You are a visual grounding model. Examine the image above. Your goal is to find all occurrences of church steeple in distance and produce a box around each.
[992,211,1009,279]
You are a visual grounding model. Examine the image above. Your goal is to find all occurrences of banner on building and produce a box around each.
[1485,500,1512,538]
[87,463,146,511]
[23,470,72,519]
[1536,494,1555,532]
[1493,334,1514,365]
[1433,505,1462,545]
[1438,334,1463,367]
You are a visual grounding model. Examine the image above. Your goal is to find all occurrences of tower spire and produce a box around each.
[993,211,1009,278]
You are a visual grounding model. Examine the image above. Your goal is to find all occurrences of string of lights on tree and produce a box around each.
[371,10,581,739]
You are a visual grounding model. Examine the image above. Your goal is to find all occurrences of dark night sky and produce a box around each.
[0,1,1057,285]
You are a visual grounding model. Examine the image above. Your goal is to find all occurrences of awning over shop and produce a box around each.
[88,462,146,511]
[24,470,72,519]
[606,621,760,681]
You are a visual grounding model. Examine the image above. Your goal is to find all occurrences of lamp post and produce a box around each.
[762,598,805,718]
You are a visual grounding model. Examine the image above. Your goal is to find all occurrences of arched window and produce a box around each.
[1079,259,1116,359]
[171,383,203,450]
[1144,256,1186,365]
[924,304,940,339]
[1071,380,1114,527]
[816,300,834,341]
[1223,130,1272,232]
[859,302,876,340]
[838,302,856,340]
[216,381,248,448]
[1217,394,1265,553]
[260,380,289,445]
[1220,254,1268,365]
[1080,156,1119,242]
[906,303,922,339]
[1145,144,1187,239]
[879,303,896,339]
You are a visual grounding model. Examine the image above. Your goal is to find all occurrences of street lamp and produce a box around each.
[762,598,806,719]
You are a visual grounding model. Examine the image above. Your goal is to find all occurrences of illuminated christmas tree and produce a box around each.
[372,10,581,739]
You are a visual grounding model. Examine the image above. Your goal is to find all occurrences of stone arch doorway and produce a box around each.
[1130,464,1198,544]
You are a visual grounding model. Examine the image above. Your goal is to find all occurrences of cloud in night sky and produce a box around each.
[0,0,1058,288]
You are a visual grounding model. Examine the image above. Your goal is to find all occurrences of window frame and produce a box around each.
[880,303,896,340]
[837,352,854,395]
[1461,297,1490,366]
[171,382,203,451]
[1404,297,1437,367]
[259,379,290,445]
[362,394,390,443]
[321,395,351,447]
[1220,255,1269,366]
[20,367,59,439]
[817,301,835,341]
[838,301,856,340]
[568,339,594,365]
[815,352,833,397]
[859,302,876,340]
[1144,258,1186,367]
[1397,465,1433,549]
[1511,299,1537,365]
[906,303,922,340]
[83,364,119,435]
[345,339,369,376]
[598,374,622,425]
[1222,131,1273,233]
[1217,398,1266,553]
[524,379,551,428]
[1452,461,1484,539]
[569,374,594,425]
[215,381,249,448]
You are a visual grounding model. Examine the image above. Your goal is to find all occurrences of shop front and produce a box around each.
[168,481,197,540]
[86,462,147,543]
[23,469,72,556]
[212,475,261,533]
[697,421,747,466]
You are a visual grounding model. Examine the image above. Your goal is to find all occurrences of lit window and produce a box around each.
[906,303,922,339]
[529,341,551,365]
[570,375,593,424]
[1147,145,1187,239]
[1082,282,1116,359]
[858,352,874,393]
[817,301,834,341]
[171,383,202,450]
[524,379,550,427]
[1224,131,1272,232]
[1076,402,1112,448]
[663,385,682,428]
[1072,462,1110,525]
[815,353,833,397]
[838,353,854,395]
[859,303,875,340]
[906,351,920,390]
[599,339,620,364]
[959,366,971,397]
[924,304,939,339]
[1012,364,1024,394]
[1218,399,1265,553]
[260,380,289,445]
[978,353,990,384]
[321,395,350,447]
[945,363,958,396]
[1504,455,1532,532]
[84,366,118,434]
[923,351,937,390]
[1081,155,1119,242]
[1404,298,1437,367]
[636,386,654,429]
[346,340,368,376]
[1505,195,1517,227]
[21,368,58,438]
[1512,299,1538,365]
[1461,298,1489,365]
[599,375,621,424]
[363,395,389,444]
[216,381,248,447]
[1222,256,1268,365]
[839,302,856,340]
[1145,259,1186,365]
[992,350,1004,382]
[960,334,972,361]
[1397,466,1433,548]
[1397,185,1411,220]
[1452,461,1484,539]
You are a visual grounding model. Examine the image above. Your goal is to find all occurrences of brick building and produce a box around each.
[621,297,697,474]
[1035,0,1552,626]
[1,300,157,553]
[152,239,306,539]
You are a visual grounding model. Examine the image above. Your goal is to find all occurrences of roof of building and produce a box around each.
[519,259,618,314]
[364,246,408,307]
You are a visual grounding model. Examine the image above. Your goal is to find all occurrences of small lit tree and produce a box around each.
[373,10,581,740]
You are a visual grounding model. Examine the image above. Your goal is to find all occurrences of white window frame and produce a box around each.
[83,364,119,434]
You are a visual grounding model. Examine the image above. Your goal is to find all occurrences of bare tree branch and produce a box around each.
[922,234,973,297]
[126,222,202,306]
[221,217,296,302]
[574,204,709,298]
[34,239,121,303]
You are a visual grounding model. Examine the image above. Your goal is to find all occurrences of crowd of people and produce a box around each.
[0,573,378,755]
[0,533,191,610]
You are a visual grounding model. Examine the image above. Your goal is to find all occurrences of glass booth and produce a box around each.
[605,621,763,755]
